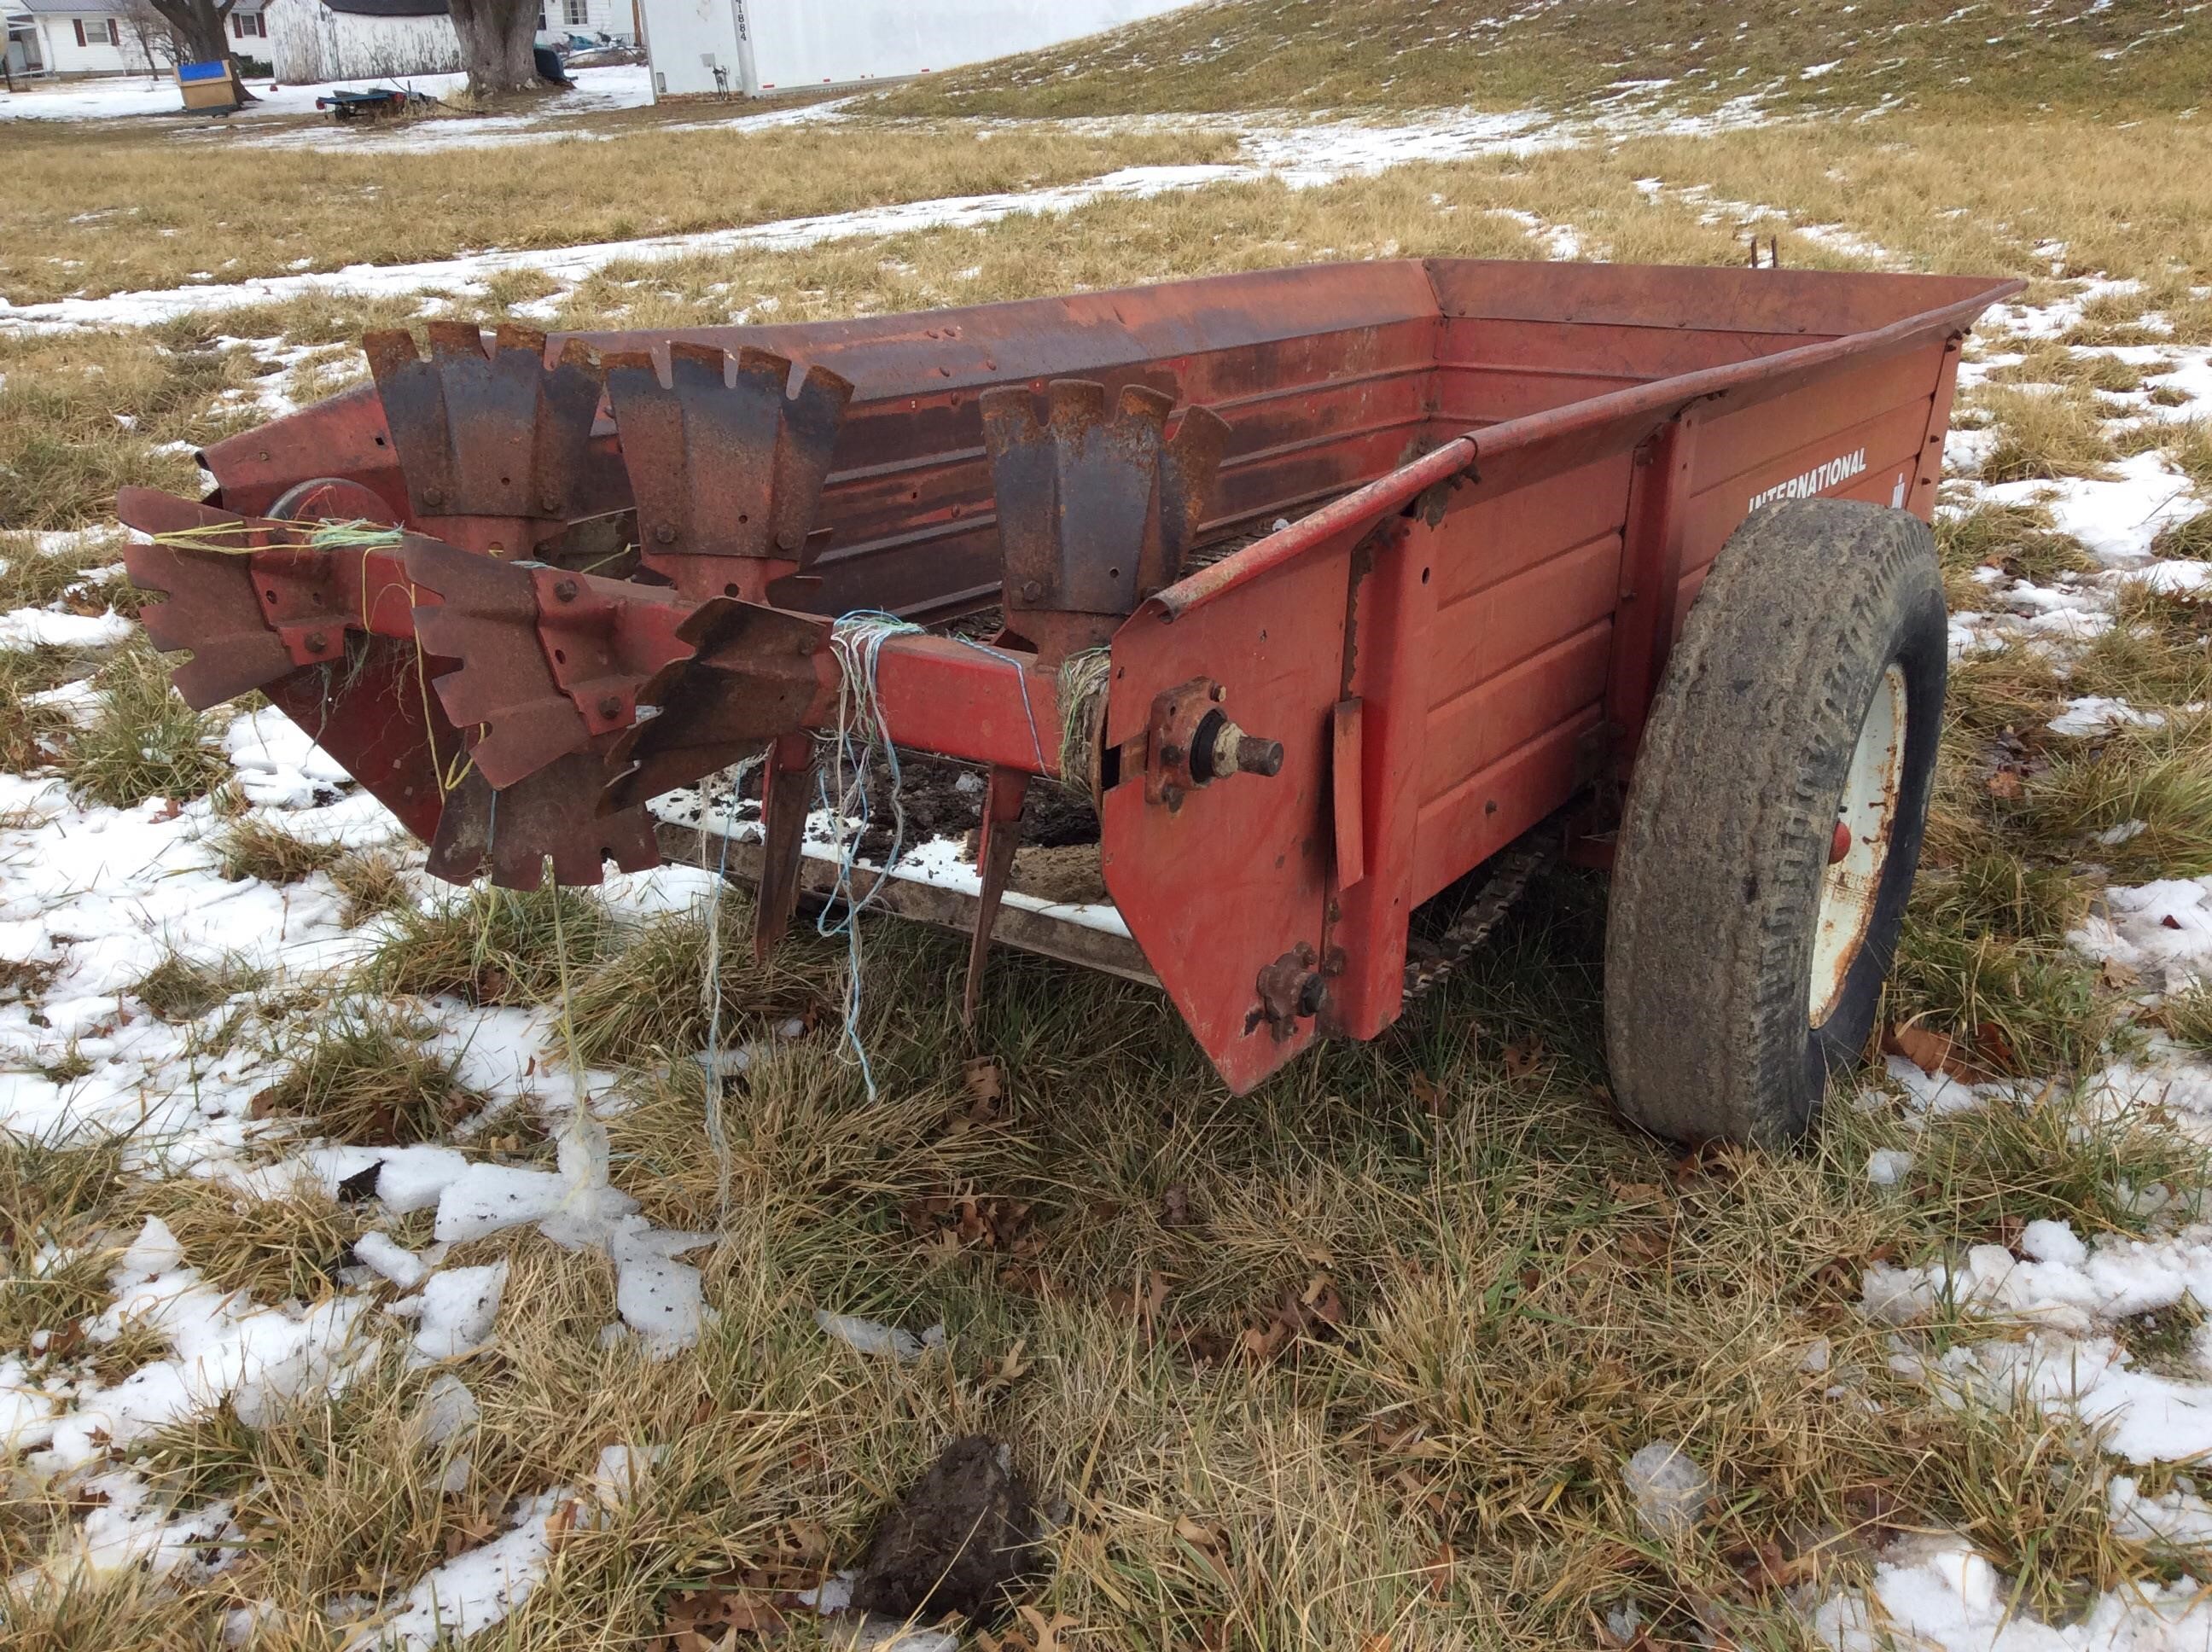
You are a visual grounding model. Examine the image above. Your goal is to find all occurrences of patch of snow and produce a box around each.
[2048,695,2168,737]
[0,608,133,649]
[815,1310,946,1363]
[405,1261,507,1363]
[369,1488,572,1650]
[1866,1148,1915,1187]
[2071,878,2212,996]
[1621,1440,1711,1541]
[1813,1534,2212,1649]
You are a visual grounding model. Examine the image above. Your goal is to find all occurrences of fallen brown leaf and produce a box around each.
[1882,1021,1983,1083]
[1972,1019,2019,1073]
[1018,1606,1080,1652]
[1107,1270,1172,1332]
[963,1056,1003,1103]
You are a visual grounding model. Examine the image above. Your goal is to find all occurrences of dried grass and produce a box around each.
[1,119,1236,305]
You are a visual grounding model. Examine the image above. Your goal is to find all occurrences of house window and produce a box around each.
[562,0,587,26]
[230,10,265,37]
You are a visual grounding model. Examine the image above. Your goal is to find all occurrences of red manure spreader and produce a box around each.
[118,258,2017,1142]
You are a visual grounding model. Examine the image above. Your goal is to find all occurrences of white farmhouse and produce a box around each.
[6,0,268,77]
[265,0,457,82]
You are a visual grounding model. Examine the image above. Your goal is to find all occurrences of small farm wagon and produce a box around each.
[118,258,2019,1141]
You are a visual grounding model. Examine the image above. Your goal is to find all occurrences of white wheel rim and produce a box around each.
[1809,664,1906,1027]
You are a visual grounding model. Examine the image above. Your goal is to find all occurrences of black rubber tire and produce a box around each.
[1604,498,1947,1145]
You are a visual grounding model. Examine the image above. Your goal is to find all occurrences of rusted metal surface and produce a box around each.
[602,343,853,602]
[751,730,818,963]
[119,490,299,707]
[982,379,1230,666]
[605,600,836,810]
[427,757,661,889]
[125,257,2023,1096]
[1604,416,1697,768]
[363,323,604,559]
[961,765,1029,1025]
[655,820,1159,988]
[1100,504,1356,1092]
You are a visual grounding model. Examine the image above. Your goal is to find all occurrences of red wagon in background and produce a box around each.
[118,257,2019,1143]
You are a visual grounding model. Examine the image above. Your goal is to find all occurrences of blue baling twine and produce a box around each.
[812,611,1051,1099]
[700,748,764,1217]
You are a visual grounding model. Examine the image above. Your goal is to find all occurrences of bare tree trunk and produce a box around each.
[449,0,543,97]
[147,0,228,66]
[146,0,256,97]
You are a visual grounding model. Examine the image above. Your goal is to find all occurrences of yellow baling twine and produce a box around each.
[145,518,474,797]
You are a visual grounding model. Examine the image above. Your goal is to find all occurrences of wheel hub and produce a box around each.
[1809,663,1906,1026]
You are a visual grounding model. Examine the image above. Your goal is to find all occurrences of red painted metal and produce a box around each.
[129,257,2019,1097]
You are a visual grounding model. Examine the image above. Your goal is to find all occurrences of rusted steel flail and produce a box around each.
[981,379,1230,668]
[603,342,853,604]
[363,323,605,560]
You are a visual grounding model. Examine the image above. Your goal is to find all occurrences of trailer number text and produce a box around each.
[1748,446,1867,511]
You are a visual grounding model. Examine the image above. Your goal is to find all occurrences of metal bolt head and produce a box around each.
[654,524,676,545]
[597,694,623,720]
[552,578,579,603]
[1019,579,1043,602]
[540,492,562,514]
[304,631,329,654]
[421,486,445,508]
[1231,733,1284,778]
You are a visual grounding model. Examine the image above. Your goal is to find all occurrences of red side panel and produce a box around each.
[1101,525,1357,1094]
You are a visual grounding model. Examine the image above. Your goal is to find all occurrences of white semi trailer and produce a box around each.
[637,0,1196,100]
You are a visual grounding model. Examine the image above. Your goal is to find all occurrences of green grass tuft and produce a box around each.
[210,816,344,885]
[130,951,265,1023]
[0,1128,127,1354]
[253,1003,476,1145]
[1974,386,2116,484]
[57,643,227,809]
[1888,916,2111,1079]
[367,883,619,1006]
[329,847,413,928]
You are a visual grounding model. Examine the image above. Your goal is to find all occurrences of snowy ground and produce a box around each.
[0,61,653,126]
[8,94,2212,1651]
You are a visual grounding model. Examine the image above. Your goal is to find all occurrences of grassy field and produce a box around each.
[5,4,2212,1649]
[1,119,1231,305]
[873,0,2212,120]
